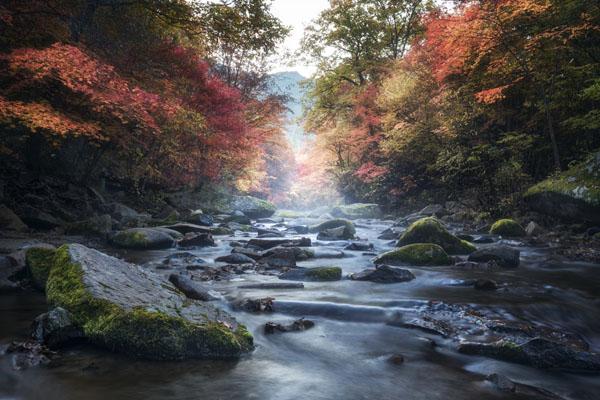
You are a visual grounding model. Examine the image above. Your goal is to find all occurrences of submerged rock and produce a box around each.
[264,318,315,334]
[459,337,600,371]
[279,266,342,282]
[178,232,215,247]
[6,341,53,370]
[309,219,356,239]
[344,241,374,251]
[489,219,526,237]
[46,244,253,360]
[110,228,175,250]
[524,152,600,223]
[168,274,217,301]
[247,237,311,250]
[374,244,452,266]
[331,203,382,219]
[350,265,415,283]
[215,253,256,264]
[468,246,520,268]
[396,217,475,255]
[31,307,83,348]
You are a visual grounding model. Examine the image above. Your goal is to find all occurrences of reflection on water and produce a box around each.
[1,218,599,400]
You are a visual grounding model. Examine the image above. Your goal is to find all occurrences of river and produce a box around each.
[1,215,599,400]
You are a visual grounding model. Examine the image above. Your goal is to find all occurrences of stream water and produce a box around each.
[1,216,599,400]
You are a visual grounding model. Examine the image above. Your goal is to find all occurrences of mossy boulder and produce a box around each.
[64,214,113,237]
[46,244,253,360]
[331,203,382,220]
[396,217,475,255]
[230,196,276,219]
[374,244,451,266]
[279,266,342,282]
[524,152,600,223]
[26,247,57,290]
[489,219,526,237]
[110,228,175,250]
[309,219,356,239]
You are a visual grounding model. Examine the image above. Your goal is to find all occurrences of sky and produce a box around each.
[269,0,329,77]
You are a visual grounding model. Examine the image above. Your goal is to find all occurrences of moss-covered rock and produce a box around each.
[305,266,342,281]
[26,247,57,291]
[374,244,451,266]
[397,217,475,255]
[279,266,342,282]
[110,228,175,249]
[309,219,356,239]
[331,203,382,219]
[46,244,253,360]
[64,214,113,237]
[489,219,526,237]
[524,152,600,223]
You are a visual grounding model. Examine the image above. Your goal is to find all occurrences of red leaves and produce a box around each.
[354,161,388,183]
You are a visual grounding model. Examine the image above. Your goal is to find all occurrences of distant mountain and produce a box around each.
[267,71,314,151]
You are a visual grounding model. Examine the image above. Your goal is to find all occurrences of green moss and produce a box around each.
[305,266,342,281]
[46,245,253,360]
[112,230,149,248]
[525,153,600,206]
[26,247,57,291]
[397,217,475,255]
[374,243,451,266]
[309,219,356,238]
[211,226,233,235]
[489,219,526,237]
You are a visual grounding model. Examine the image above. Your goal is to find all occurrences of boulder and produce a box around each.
[25,246,57,291]
[525,221,545,237]
[247,237,311,250]
[279,266,342,282]
[330,203,382,219]
[162,223,212,235]
[264,318,315,334]
[178,232,215,247]
[154,206,180,223]
[309,219,355,239]
[64,214,113,237]
[396,217,475,255]
[46,244,253,360]
[18,206,63,229]
[168,274,217,301]
[259,247,297,268]
[230,196,276,219]
[317,225,350,240]
[474,279,498,291]
[187,212,213,226]
[489,219,526,237]
[110,228,175,250]
[350,265,415,283]
[102,202,149,225]
[374,244,452,266]
[215,253,256,264]
[458,337,600,371]
[468,246,520,268]
[0,204,28,231]
[344,242,374,251]
[419,204,445,217]
[31,307,83,348]
[524,152,600,223]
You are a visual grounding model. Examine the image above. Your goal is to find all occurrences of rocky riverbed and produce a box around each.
[1,202,600,400]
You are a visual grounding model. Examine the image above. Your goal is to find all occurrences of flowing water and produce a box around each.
[1,216,599,400]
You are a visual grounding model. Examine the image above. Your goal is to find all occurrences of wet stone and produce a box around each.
[264,318,315,334]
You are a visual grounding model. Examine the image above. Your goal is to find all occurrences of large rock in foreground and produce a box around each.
[46,244,253,360]
[331,203,382,219]
[397,217,475,255]
[524,152,600,223]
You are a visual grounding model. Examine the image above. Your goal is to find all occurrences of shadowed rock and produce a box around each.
[468,246,520,268]
[350,265,415,283]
